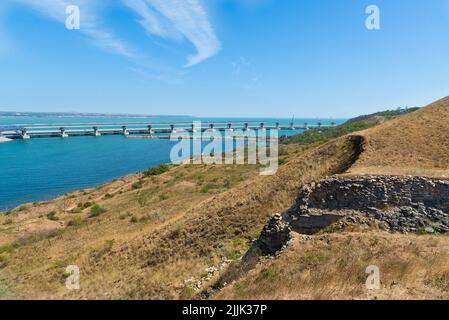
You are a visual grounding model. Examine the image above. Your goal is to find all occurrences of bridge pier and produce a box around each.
[304,122,309,130]
[122,126,129,136]
[170,124,176,133]
[244,123,249,131]
[147,125,153,135]
[226,123,234,132]
[191,123,200,133]
[60,127,68,138]
[93,126,101,137]
[21,129,30,140]
[209,123,216,132]
[275,122,280,130]
[289,122,295,130]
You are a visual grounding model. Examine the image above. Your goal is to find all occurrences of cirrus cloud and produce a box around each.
[9,0,221,67]
[123,0,221,67]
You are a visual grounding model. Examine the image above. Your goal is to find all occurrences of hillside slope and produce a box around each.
[215,96,449,300]
[1,97,448,300]
[348,96,449,177]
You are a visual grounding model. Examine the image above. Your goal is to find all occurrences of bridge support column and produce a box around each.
[122,126,129,136]
[191,124,199,133]
[304,123,309,130]
[209,123,216,132]
[93,126,101,136]
[227,123,233,132]
[275,122,280,130]
[170,124,176,133]
[60,127,68,138]
[147,125,153,136]
[244,123,249,131]
[21,129,30,140]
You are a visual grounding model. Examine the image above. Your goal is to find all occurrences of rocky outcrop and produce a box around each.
[290,175,449,233]
[250,174,449,259]
[254,214,292,255]
[294,175,449,213]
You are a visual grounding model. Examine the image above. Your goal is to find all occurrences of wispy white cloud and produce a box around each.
[14,0,134,57]
[6,0,220,75]
[123,0,221,66]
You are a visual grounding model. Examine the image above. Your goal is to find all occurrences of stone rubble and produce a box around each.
[292,175,449,233]
[254,213,292,255]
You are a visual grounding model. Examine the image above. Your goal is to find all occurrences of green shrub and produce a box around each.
[89,204,106,217]
[144,164,170,177]
[2,219,13,225]
[0,255,9,268]
[200,183,218,193]
[159,194,169,201]
[46,211,59,221]
[0,244,15,254]
[67,216,85,227]
[17,205,28,212]
[132,181,143,190]
[83,202,93,209]
[69,207,82,214]
[103,193,114,200]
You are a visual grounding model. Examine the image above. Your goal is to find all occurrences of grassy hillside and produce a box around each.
[0,135,362,299]
[348,97,449,177]
[216,231,449,300]
[280,107,419,146]
[1,98,448,300]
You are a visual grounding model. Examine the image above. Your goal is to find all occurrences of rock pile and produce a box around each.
[255,214,291,255]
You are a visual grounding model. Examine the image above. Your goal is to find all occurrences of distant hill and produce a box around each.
[0,111,192,118]
[280,107,420,146]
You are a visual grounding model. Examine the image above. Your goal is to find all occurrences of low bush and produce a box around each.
[144,164,170,177]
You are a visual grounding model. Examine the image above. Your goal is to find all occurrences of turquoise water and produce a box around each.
[0,116,345,210]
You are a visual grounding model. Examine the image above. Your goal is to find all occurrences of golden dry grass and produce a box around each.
[2,96,449,300]
[348,96,449,177]
[215,231,449,300]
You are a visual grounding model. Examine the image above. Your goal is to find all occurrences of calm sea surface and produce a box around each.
[0,115,345,210]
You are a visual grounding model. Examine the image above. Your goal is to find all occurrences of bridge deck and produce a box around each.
[0,122,331,140]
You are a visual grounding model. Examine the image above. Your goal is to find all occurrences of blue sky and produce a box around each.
[1,0,449,117]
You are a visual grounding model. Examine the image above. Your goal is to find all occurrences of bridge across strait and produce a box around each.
[0,121,334,140]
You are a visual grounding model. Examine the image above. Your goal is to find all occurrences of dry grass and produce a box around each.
[349,96,449,177]
[2,96,449,299]
[215,231,449,300]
